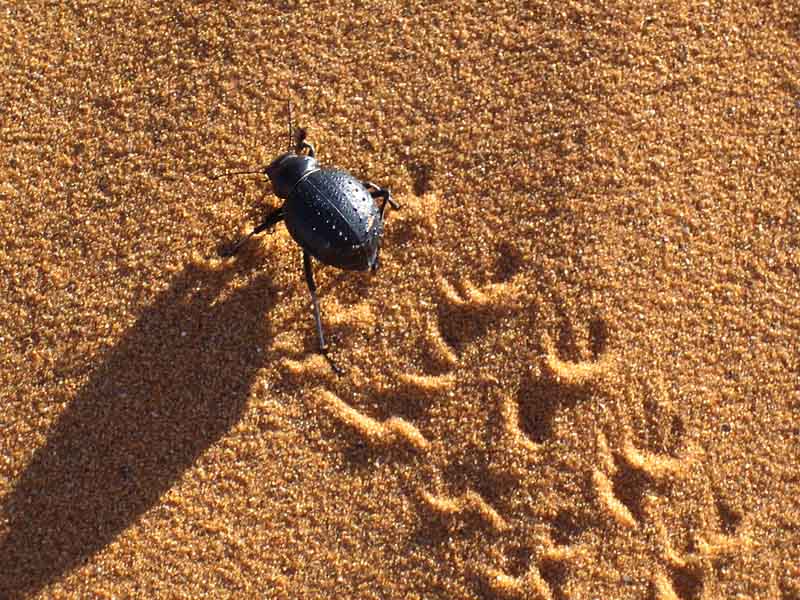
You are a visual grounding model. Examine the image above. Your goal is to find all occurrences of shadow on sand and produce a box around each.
[0,260,277,598]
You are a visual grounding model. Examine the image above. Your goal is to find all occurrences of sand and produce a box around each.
[1,1,799,598]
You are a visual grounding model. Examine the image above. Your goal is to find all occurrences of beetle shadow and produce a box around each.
[0,260,278,598]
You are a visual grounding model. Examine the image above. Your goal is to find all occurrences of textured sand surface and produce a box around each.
[1,1,799,598]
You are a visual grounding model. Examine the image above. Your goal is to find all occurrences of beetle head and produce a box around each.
[265,152,319,199]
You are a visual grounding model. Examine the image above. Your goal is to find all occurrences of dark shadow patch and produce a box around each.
[548,298,606,367]
[538,169,574,219]
[610,455,654,525]
[715,498,743,535]
[407,161,433,196]
[337,437,380,472]
[441,442,518,510]
[669,415,686,454]
[0,263,278,599]
[712,556,732,582]
[556,318,582,363]
[588,316,608,358]
[492,241,525,283]
[407,510,451,550]
[668,563,704,600]
[516,374,587,445]
[551,509,585,546]
[539,558,568,600]
[420,327,461,375]
[503,545,532,578]
[436,304,492,352]
[372,384,435,423]
[336,436,420,475]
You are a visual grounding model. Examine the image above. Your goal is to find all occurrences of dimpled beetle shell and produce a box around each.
[266,153,384,271]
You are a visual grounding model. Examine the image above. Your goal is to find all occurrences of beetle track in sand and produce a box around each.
[438,273,526,313]
[591,430,696,530]
[495,327,616,455]
[271,249,754,599]
[319,297,376,329]
[396,372,455,396]
[297,298,750,600]
[619,431,697,481]
[420,489,509,533]
[422,315,459,367]
[423,285,621,596]
[480,564,554,600]
[497,392,540,453]
[391,190,441,231]
[647,487,755,600]
[587,401,754,600]
[539,330,615,387]
[313,388,430,452]
[479,543,584,600]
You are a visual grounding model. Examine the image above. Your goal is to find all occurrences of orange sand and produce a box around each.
[1,2,799,598]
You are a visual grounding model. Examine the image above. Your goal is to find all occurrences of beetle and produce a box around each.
[211,104,399,361]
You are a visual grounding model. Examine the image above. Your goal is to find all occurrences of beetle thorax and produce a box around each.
[265,153,319,199]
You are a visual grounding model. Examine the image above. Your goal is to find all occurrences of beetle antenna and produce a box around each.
[208,168,264,180]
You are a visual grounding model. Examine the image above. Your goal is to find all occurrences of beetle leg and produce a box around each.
[362,181,400,218]
[303,250,326,352]
[220,207,283,256]
[302,252,343,374]
[371,250,380,273]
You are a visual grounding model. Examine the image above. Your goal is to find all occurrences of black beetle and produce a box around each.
[212,104,399,360]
